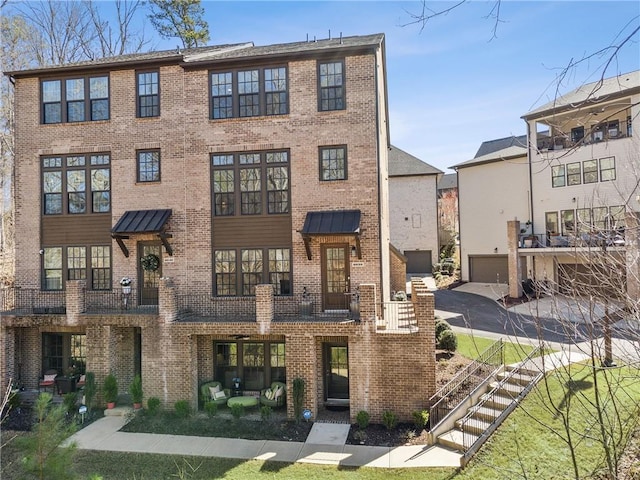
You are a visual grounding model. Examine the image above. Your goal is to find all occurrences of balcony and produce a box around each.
[519,230,625,250]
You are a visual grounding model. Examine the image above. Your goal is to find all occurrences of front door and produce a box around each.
[324,343,349,406]
[138,242,162,305]
[321,244,350,311]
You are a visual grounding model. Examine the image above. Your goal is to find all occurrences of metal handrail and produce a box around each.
[429,339,504,430]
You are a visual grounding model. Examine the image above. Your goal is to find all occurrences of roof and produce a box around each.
[388,145,442,177]
[437,173,457,190]
[474,135,528,158]
[523,70,640,119]
[301,210,361,235]
[6,33,385,77]
[111,209,172,235]
[452,145,527,170]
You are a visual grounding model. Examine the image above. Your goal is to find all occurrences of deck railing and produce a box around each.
[176,294,256,321]
[429,339,504,430]
[0,288,66,315]
[85,291,158,315]
[377,301,417,332]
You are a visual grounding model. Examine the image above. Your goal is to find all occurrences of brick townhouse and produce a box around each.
[1,33,436,422]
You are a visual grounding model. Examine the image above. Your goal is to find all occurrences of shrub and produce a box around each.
[382,410,398,431]
[356,410,370,429]
[83,372,97,411]
[204,401,218,417]
[147,397,161,415]
[129,374,143,404]
[412,409,429,429]
[174,400,191,418]
[102,374,118,404]
[260,405,272,421]
[292,377,305,422]
[435,318,451,340]
[63,392,79,417]
[230,403,244,420]
[438,329,458,352]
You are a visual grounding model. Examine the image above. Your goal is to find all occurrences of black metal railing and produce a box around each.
[429,339,504,430]
[460,346,543,454]
[84,290,158,314]
[0,288,66,315]
[521,230,625,249]
[176,294,256,321]
[273,291,360,321]
[377,301,417,332]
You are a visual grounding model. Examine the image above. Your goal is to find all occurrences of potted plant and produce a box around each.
[299,287,313,316]
[120,276,132,294]
[56,364,79,394]
[103,373,118,409]
[130,374,143,410]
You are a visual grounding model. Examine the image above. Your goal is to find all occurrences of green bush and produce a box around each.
[356,410,370,429]
[412,409,429,429]
[260,405,272,421]
[435,318,452,340]
[129,374,143,404]
[204,401,218,417]
[174,400,191,418]
[438,329,458,352]
[381,410,398,431]
[83,372,97,411]
[147,397,161,415]
[102,373,118,404]
[230,403,244,420]
[292,377,305,422]
[62,392,79,417]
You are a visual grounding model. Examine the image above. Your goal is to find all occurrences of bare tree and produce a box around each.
[86,0,150,57]
[148,0,210,49]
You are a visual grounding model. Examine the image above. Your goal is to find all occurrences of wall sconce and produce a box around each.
[351,245,357,257]
[572,197,576,203]
[494,247,498,253]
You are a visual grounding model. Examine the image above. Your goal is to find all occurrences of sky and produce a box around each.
[108,1,639,172]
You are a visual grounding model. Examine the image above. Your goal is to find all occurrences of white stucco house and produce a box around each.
[388,145,442,274]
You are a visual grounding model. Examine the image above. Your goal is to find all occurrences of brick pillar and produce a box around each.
[414,292,436,399]
[65,280,86,325]
[255,284,273,334]
[0,325,15,392]
[626,211,640,314]
[358,283,377,325]
[159,277,177,323]
[285,333,316,420]
[508,220,523,298]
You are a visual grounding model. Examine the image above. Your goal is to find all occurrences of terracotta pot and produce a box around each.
[133,402,142,410]
[107,402,116,409]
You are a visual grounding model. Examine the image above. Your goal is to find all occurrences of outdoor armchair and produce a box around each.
[200,381,230,406]
[260,381,286,408]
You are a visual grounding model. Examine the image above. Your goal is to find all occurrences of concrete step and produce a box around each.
[438,428,480,451]
[467,405,504,422]
[497,369,538,386]
[103,405,133,417]
[455,417,492,436]
[490,381,525,397]
[482,393,514,411]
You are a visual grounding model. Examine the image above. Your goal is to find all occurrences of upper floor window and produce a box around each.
[137,71,159,117]
[599,157,616,181]
[566,162,581,186]
[318,60,345,111]
[211,150,289,216]
[550,156,616,188]
[211,67,288,119]
[214,247,290,296]
[42,245,111,290]
[42,76,109,124]
[319,146,347,181]
[42,154,110,215]
[583,160,598,184]
[551,165,565,188]
[137,150,160,182]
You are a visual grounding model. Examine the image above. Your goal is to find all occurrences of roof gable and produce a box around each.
[388,145,441,177]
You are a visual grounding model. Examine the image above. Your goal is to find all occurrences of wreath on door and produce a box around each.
[141,253,160,272]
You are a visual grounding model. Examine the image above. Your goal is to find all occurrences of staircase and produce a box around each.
[436,363,542,466]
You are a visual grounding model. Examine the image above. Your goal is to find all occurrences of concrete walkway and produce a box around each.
[66,415,462,469]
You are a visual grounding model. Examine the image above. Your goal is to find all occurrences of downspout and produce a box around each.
[525,117,536,279]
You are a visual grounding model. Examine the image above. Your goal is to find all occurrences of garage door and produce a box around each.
[469,256,508,283]
[404,250,432,274]
[558,263,626,298]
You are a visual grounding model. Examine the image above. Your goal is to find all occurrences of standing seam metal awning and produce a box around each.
[299,210,362,260]
[111,209,173,257]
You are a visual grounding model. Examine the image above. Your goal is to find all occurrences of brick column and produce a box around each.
[626,211,640,314]
[159,277,177,323]
[0,325,15,392]
[65,280,86,325]
[414,292,436,399]
[507,220,523,298]
[358,283,377,325]
[255,284,273,334]
[285,333,316,420]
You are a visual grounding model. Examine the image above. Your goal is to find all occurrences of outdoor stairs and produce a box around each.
[437,365,540,455]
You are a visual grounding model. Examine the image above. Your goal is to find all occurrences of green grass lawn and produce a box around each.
[456,333,539,365]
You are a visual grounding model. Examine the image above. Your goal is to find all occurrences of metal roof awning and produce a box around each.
[300,210,362,260]
[111,209,173,257]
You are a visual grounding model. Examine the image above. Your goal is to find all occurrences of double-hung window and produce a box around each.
[137,71,159,117]
[599,157,616,181]
[583,160,598,184]
[42,76,109,124]
[318,60,345,111]
[566,162,581,186]
[210,67,288,119]
[551,165,565,187]
[42,154,111,215]
[137,150,161,182]
[214,247,290,296]
[320,146,347,181]
[42,246,111,290]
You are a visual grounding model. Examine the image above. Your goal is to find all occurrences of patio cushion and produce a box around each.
[213,390,226,400]
[43,374,57,383]
[209,385,221,398]
[265,388,274,400]
[274,386,284,398]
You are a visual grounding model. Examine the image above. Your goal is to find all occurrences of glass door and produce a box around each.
[324,343,349,405]
[321,244,350,311]
[138,242,162,305]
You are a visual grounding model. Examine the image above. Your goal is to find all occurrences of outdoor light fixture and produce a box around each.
[351,245,357,257]
[494,247,498,253]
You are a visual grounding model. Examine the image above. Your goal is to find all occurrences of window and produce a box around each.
[599,157,616,181]
[592,124,604,142]
[137,150,160,182]
[607,120,619,138]
[545,211,559,235]
[583,160,598,184]
[320,146,347,181]
[610,205,625,231]
[137,71,159,117]
[576,208,591,233]
[571,126,584,144]
[42,154,110,215]
[210,67,288,119]
[41,76,109,124]
[551,165,565,187]
[561,209,575,235]
[42,246,111,290]
[592,207,608,231]
[42,333,87,376]
[214,247,290,297]
[212,150,289,216]
[566,162,581,186]
[318,61,345,111]
[214,341,285,390]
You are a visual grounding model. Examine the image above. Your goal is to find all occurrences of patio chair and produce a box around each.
[200,381,230,406]
[39,369,58,393]
[260,381,286,408]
